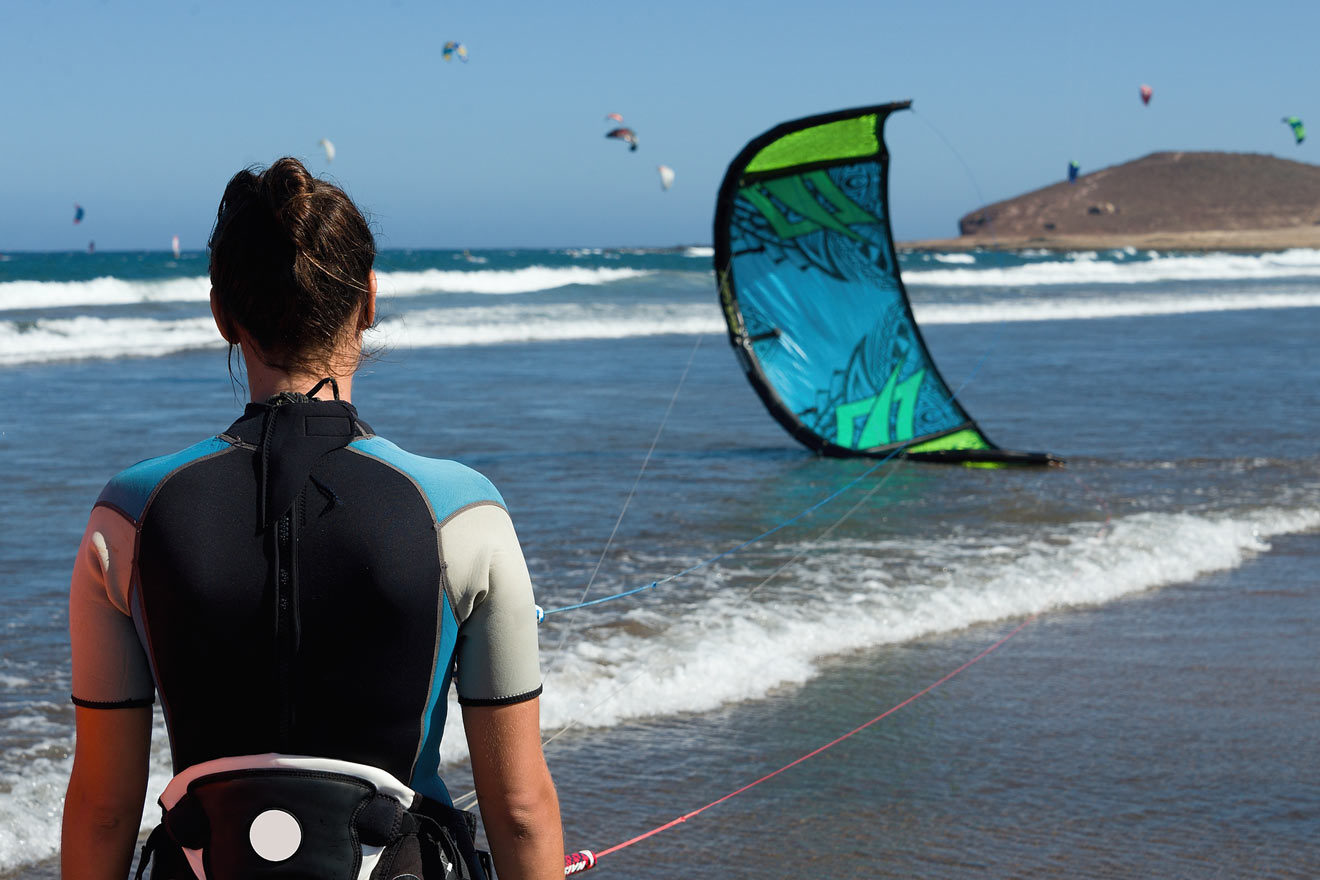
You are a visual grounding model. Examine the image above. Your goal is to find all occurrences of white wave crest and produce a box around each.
[0,315,225,365]
[0,266,652,313]
[0,276,209,311]
[909,248,1320,286]
[373,303,723,348]
[0,303,724,366]
[376,266,651,297]
[912,290,1320,324]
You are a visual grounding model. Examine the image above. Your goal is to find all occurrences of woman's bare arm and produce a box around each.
[61,705,152,880]
[463,698,563,880]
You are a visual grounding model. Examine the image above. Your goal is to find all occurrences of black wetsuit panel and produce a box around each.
[135,402,446,781]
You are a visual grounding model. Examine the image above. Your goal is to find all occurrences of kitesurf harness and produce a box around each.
[134,754,493,880]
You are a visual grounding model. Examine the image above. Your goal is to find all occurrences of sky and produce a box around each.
[4,0,1319,251]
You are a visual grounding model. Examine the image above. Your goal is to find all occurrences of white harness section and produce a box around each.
[160,753,427,880]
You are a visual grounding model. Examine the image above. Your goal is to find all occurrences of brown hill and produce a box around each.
[906,151,1320,251]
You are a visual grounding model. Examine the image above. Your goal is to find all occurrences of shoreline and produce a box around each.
[899,226,1320,253]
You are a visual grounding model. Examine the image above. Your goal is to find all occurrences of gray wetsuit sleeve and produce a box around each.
[69,505,155,707]
[441,504,543,705]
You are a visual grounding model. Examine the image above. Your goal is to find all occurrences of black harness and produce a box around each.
[135,757,492,880]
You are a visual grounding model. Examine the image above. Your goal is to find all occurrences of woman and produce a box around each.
[62,158,563,879]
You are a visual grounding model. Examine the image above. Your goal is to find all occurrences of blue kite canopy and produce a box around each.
[713,103,1059,466]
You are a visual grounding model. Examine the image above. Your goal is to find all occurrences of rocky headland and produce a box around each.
[902,151,1320,252]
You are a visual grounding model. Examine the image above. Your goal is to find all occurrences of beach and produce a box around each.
[2,246,1318,878]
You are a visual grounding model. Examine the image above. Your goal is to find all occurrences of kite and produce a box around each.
[657,165,675,191]
[1139,84,1152,105]
[319,138,336,162]
[605,127,639,151]
[442,41,468,62]
[713,103,1061,465]
[73,204,85,224]
[1068,160,1080,183]
[605,112,624,123]
[1283,116,1305,144]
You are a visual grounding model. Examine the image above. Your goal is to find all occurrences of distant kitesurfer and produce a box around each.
[605,126,639,151]
[1283,116,1305,145]
[62,157,563,880]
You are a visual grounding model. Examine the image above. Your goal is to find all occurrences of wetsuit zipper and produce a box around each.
[275,510,296,747]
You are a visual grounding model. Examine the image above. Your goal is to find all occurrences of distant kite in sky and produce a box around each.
[171,235,181,259]
[657,165,675,190]
[319,138,336,162]
[442,41,468,62]
[606,127,638,151]
[73,204,85,224]
[1283,116,1305,144]
[605,112,624,123]
[1139,84,1152,105]
[1068,160,1080,183]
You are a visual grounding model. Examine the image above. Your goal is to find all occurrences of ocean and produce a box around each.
[1,246,1317,878]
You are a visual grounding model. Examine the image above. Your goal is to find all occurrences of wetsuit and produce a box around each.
[69,395,542,877]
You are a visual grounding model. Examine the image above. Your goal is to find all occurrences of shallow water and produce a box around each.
[2,247,1317,876]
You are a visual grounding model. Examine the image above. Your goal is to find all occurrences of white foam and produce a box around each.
[0,275,210,310]
[376,266,651,297]
[909,248,1320,286]
[533,506,1320,733]
[932,253,977,264]
[911,290,1320,324]
[0,315,225,365]
[682,246,715,258]
[373,303,724,349]
[0,266,652,313]
[0,715,173,873]
[0,303,725,366]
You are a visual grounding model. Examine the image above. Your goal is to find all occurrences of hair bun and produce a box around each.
[261,158,318,240]
[208,157,375,373]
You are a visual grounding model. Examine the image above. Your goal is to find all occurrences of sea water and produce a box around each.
[1,247,1317,877]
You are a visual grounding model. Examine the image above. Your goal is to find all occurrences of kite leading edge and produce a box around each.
[713,103,1062,466]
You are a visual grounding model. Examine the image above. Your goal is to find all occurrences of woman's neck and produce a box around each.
[241,348,355,403]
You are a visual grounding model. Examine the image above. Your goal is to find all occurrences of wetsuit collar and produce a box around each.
[221,396,371,531]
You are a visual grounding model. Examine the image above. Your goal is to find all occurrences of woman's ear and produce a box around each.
[210,287,239,344]
[360,271,377,331]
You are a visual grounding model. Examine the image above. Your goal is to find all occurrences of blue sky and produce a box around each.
[3,0,1318,251]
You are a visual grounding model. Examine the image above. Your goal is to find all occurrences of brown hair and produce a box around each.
[208,157,375,373]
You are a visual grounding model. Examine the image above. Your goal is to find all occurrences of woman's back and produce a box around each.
[63,158,562,880]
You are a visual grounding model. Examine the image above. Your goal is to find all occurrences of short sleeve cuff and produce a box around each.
[456,684,542,708]
[71,694,155,710]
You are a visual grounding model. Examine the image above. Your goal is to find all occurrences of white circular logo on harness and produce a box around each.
[249,809,301,862]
